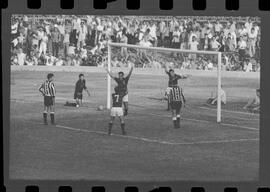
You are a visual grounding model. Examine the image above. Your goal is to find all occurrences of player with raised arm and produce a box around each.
[169,85,186,129]
[106,65,134,116]
[38,73,56,125]
[164,64,189,111]
[74,74,90,107]
[108,86,126,135]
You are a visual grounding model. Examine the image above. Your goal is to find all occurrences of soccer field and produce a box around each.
[9,67,260,181]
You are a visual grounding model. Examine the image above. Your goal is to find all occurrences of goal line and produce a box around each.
[107,42,222,123]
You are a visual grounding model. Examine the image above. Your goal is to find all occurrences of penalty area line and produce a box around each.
[143,112,259,131]
[198,106,259,116]
[129,104,259,131]
[55,124,259,146]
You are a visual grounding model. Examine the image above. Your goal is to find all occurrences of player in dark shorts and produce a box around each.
[165,65,189,111]
[38,73,56,125]
[108,86,126,135]
[74,73,90,107]
[106,65,133,116]
[169,85,186,128]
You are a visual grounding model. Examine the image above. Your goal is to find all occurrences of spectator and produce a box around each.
[188,36,199,65]
[10,15,261,71]
[63,29,70,59]
[17,48,26,66]
[172,26,181,49]
[38,30,48,58]
[248,28,257,57]
[238,35,247,64]
[51,25,61,57]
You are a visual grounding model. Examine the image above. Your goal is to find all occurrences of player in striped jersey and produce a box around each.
[165,65,189,111]
[38,73,56,125]
[169,85,186,129]
[108,86,126,135]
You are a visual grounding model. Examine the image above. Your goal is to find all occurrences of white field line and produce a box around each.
[55,124,258,146]
[11,97,94,104]
[129,103,259,122]
[198,106,260,116]
[11,95,259,122]
[183,105,259,121]
[54,110,259,132]
[142,112,259,131]
[12,99,259,131]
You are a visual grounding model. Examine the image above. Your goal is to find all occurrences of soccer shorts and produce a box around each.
[74,92,83,100]
[165,87,173,96]
[170,101,182,110]
[123,94,128,102]
[111,107,124,117]
[44,96,54,106]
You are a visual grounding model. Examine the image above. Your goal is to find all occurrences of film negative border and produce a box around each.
[1,0,270,10]
[2,0,270,192]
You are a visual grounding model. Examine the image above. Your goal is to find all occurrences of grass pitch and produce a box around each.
[10,69,259,181]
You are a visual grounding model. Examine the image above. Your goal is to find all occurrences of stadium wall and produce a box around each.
[11,66,260,79]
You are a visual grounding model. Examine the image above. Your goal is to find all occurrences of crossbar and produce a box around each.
[108,42,221,55]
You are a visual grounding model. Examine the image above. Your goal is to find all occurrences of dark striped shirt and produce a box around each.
[39,80,56,97]
[170,86,183,102]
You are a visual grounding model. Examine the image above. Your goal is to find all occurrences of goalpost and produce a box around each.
[106,42,222,123]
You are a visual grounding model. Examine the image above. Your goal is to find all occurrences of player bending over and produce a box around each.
[38,73,56,125]
[108,87,126,135]
[165,65,189,111]
[169,85,186,129]
[106,65,133,116]
[243,89,260,113]
[74,73,90,107]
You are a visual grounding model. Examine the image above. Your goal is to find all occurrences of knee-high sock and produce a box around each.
[121,123,126,135]
[43,111,47,124]
[172,117,177,128]
[50,112,55,124]
[108,122,113,135]
[176,114,181,127]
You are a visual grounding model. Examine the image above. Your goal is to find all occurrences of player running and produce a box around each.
[106,65,134,116]
[108,86,126,135]
[74,73,90,107]
[38,73,56,125]
[165,65,189,111]
[169,85,186,129]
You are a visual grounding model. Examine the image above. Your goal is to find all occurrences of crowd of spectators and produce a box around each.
[11,15,260,72]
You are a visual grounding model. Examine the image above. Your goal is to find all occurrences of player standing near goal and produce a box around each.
[38,73,56,125]
[165,65,189,110]
[106,65,134,116]
[108,87,126,135]
[74,74,90,107]
[170,85,186,128]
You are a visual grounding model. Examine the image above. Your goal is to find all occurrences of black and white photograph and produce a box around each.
[10,15,260,181]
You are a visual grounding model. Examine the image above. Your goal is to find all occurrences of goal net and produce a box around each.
[106,42,222,123]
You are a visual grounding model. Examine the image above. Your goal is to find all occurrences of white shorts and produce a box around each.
[123,94,128,102]
[110,107,124,117]
[165,87,173,96]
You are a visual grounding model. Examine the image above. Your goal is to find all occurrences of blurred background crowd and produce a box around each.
[11,15,260,72]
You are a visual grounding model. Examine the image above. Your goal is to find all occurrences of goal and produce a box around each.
[106,42,222,123]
